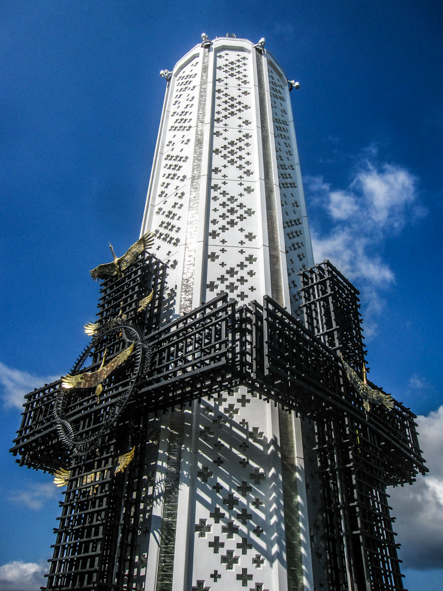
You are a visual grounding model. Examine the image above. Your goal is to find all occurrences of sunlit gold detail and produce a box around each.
[137,289,154,313]
[54,467,71,487]
[84,322,99,336]
[341,354,394,412]
[115,447,135,474]
[90,231,155,281]
[62,343,134,390]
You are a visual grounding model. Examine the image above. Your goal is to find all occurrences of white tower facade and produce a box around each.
[141,35,316,591]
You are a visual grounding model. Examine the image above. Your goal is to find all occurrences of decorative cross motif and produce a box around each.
[249,427,264,442]
[237,537,252,555]
[222,520,239,538]
[210,570,222,582]
[221,550,239,570]
[222,493,239,510]
[195,518,212,538]
[212,414,226,427]
[192,581,210,591]
[197,466,213,483]
[210,507,225,523]
[252,497,263,509]
[237,568,253,586]
[253,525,264,537]
[209,536,225,554]
[249,584,269,591]
[252,554,265,568]
[249,469,266,484]
[214,455,224,466]
[237,394,250,407]
[213,482,224,494]
[237,481,252,496]
[236,508,252,524]
[223,404,239,418]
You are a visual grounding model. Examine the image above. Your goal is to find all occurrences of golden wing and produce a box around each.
[368,388,394,410]
[341,355,393,412]
[90,261,117,281]
[95,342,134,382]
[54,468,71,487]
[137,289,154,313]
[119,231,155,272]
[62,342,134,390]
[84,322,99,336]
[115,447,135,474]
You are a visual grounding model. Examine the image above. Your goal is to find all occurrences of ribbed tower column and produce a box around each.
[141,35,315,591]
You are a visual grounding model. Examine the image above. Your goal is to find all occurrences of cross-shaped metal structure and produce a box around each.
[10,254,426,590]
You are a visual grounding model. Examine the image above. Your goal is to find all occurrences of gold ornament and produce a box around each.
[62,343,134,391]
[90,231,155,281]
[340,354,394,412]
[137,289,154,313]
[115,447,135,474]
[53,467,71,487]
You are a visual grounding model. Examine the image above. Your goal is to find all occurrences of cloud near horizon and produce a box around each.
[0,361,60,410]
[0,561,45,591]
[305,150,426,337]
[389,405,443,570]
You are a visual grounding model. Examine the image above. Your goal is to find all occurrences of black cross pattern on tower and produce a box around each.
[210,570,222,582]
[237,481,252,496]
[252,497,263,509]
[197,466,213,482]
[209,536,225,554]
[210,507,225,523]
[222,493,239,510]
[252,554,265,568]
[253,525,264,538]
[249,427,264,443]
[249,468,266,484]
[237,568,253,586]
[195,519,212,538]
[192,581,210,591]
[222,520,239,538]
[236,508,253,524]
[221,550,239,570]
[237,537,252,555]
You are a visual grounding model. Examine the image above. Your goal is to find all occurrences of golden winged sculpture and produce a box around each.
[54,467,71,487]
[137,289,154,313]
[84,306,127,336]
[340,354,394,412]
[62,343,134,396]
[115,447,135,474]
[90,231,155,281]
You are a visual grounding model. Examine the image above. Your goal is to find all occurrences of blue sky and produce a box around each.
[1,1,442,589]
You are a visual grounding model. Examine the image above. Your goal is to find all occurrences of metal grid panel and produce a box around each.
[10,255,426,590]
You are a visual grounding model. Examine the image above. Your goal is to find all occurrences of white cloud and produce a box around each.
[0,561,45,591]
[305,150,425,337]
[0,361,60,410]
[389,406,443,569]
[7,482,57,510]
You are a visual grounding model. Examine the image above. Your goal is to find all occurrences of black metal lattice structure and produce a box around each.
[10,257,426,591]
[300,260,367,372]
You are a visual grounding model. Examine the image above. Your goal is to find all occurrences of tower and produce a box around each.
[10,34,426,591]
[141,35,315,590]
